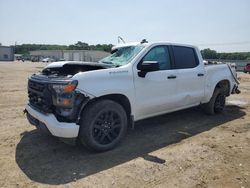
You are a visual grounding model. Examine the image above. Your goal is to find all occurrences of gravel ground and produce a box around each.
[0,62,249,188]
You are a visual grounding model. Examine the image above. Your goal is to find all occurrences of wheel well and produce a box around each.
[100,94,131,116]
[215,80,230,96]
[84,94,132,117]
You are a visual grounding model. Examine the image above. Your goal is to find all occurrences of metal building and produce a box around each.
[0,46,14,61]
[30,50,110,62]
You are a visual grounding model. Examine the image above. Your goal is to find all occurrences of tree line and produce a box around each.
[201,48,250,60]
[13,41,113,54]
[11,42,250,60]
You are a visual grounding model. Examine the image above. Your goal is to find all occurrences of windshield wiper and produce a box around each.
[98,61,121,67]
[100,61,113,65]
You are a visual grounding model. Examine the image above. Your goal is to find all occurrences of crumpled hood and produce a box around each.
[45,61,113,69]
[41,61,114,77]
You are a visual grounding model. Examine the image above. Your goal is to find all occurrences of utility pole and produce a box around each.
[14,41,17,61]
[14,41,17,53]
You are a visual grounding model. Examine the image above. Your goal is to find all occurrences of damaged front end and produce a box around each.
[26,62,108,124]
[28,76,89,123]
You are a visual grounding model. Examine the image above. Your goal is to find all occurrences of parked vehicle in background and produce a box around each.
[42,58,54,63]
[58,58,66,61]
[244,63,250,73]
[25,41,240,152]
[31,56,40,62]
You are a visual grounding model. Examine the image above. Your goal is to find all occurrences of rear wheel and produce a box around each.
[203,88,226,115]
[79,100,128,152]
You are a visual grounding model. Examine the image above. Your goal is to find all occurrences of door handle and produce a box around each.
[197,73,204,77]
[167,75,177,79]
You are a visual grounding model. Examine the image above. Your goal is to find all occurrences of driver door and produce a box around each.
[133,45,179,120]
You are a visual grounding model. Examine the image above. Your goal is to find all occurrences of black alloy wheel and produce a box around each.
[79,100,128,152]
[92,110,122,145]
[214,93,225,113]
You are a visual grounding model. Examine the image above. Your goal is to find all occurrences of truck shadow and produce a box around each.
[15,105,246,185]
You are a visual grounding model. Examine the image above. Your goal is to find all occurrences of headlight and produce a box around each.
[52,80,78,93]
[51,80,78,107]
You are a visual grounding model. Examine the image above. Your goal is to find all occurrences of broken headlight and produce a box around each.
[52,80,78,93]
[51,80,78,107]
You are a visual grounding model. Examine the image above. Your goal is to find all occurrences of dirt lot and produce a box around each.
[0,62,249,188]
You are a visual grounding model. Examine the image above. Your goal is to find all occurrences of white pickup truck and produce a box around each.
[25,41,240,151]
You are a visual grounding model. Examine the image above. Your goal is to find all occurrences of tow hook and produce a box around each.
[235,88,241,94]
[232,85,241,94]
[23,109,27,114]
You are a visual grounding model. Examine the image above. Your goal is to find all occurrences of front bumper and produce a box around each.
[25,104,79,138]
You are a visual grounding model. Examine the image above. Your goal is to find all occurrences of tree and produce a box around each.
[201,48,218,59]
[68,41,112,51]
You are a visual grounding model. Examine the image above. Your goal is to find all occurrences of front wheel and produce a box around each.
[79,100,128,152]
[203,88,226,115]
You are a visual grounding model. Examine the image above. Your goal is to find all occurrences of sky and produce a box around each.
[0,0,249,52]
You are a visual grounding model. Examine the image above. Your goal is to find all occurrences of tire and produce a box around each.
[79,99,128,152]
[203,88,226,115]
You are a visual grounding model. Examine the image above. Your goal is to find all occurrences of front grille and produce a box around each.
[28,79,52,113]
[28,80,45,92]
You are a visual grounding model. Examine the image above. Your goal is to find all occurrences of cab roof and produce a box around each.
[112,41,198,52]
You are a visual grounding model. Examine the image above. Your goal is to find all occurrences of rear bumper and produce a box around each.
[25,104,79,138]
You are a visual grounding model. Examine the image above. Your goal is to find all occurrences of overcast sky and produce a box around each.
[0,0,249,52]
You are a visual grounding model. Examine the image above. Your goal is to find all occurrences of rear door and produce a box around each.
[171,45,205,108]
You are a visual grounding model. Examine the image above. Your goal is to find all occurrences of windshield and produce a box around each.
[99,45,144,66]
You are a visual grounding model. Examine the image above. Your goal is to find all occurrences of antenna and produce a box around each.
[118,36,125,44]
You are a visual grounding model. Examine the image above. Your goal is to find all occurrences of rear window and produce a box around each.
[172,46,198,69]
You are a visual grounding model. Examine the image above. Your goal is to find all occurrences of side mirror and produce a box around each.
[137,61,159,77]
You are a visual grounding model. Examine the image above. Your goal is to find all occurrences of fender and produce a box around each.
[203,64,235,103]
[72,64,136,115]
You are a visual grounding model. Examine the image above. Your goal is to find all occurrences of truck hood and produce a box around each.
[41,61,114,77]
[45,61,113,69]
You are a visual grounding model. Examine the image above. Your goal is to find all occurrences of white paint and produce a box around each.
[31,41,240,138]
[73,42,238,120]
